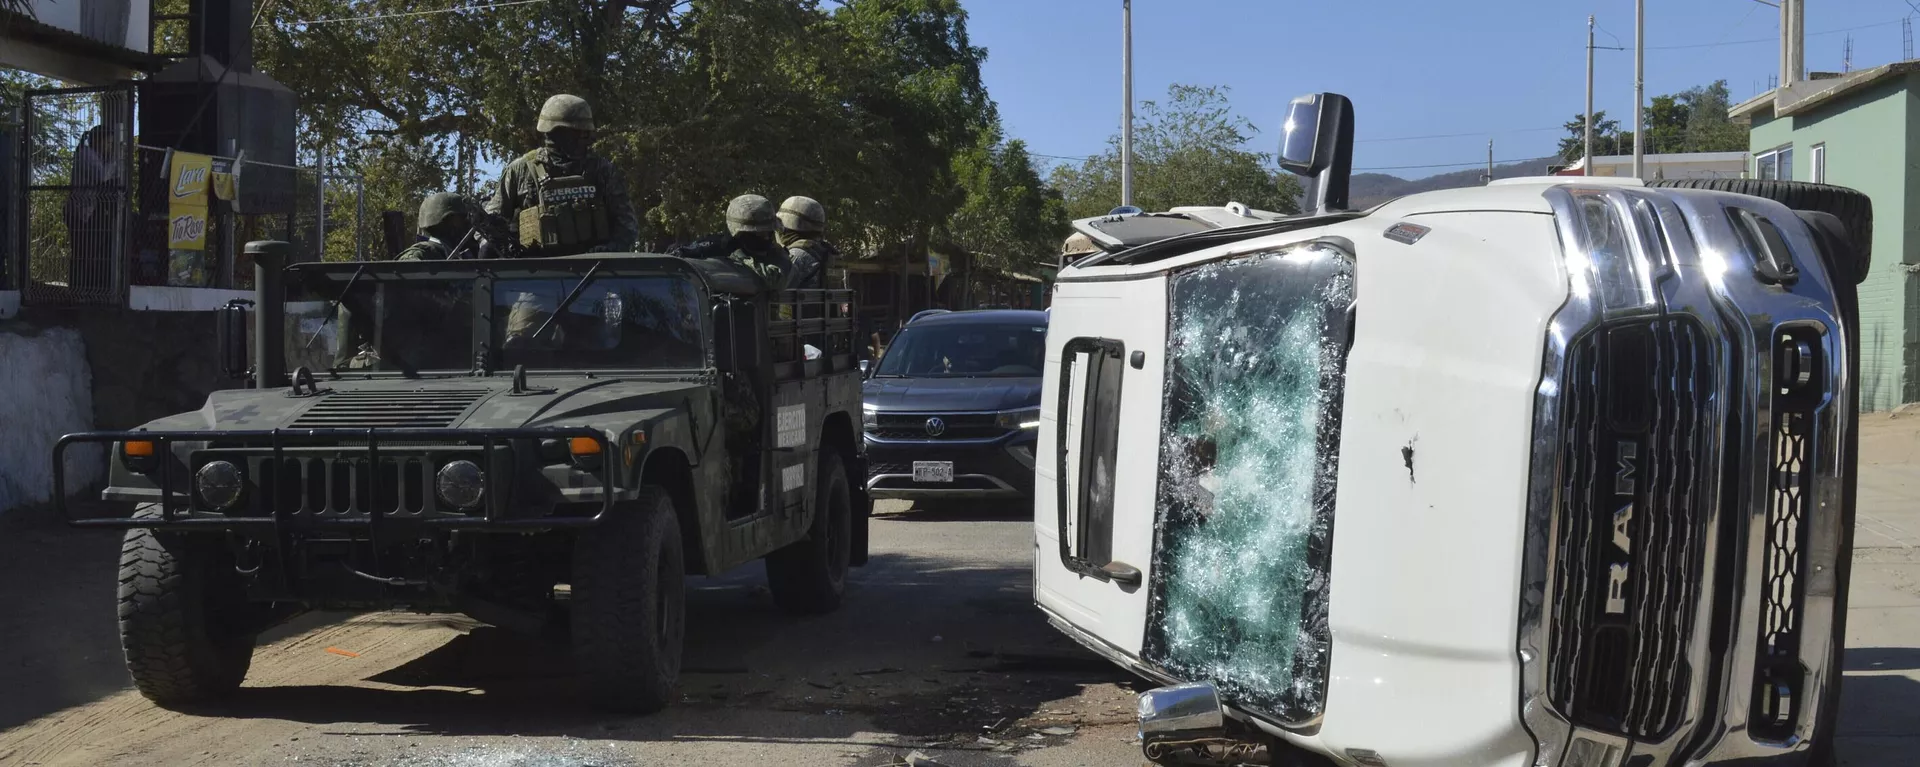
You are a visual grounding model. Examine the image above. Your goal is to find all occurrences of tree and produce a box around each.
[946,131,1068,271]
[252,0,998,257]
[1050,84,1302,220]
[1557,80,1748,164]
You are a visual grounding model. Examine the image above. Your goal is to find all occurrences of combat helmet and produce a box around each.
[536,94,595,133]
[726,194,777,235]
[777,196,827,234]
[417,192,469,234]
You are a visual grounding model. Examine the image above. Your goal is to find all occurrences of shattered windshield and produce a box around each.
[286,277,476,375]
[492,275,705,370]
[874,322,1048,378]
[1143,242,1355,723]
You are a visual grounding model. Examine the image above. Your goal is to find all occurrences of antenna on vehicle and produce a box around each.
[1276,93,1355,215]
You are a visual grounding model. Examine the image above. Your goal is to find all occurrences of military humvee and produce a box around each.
[52,242,870,713]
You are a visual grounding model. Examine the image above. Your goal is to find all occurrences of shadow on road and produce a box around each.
[0,504,131,731]
[1844,647,1920,673]
[179,549,1133,746]
[872,502,1033,523]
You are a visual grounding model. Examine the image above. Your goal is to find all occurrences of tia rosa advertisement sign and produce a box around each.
[167,152,213,250]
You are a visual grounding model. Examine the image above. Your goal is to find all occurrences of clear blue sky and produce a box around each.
[968,0,1914,178]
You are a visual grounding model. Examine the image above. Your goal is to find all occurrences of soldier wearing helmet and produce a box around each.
[776,195,840,290]
[397,192,507,261]
[485,94,638,257]
[723,194,793,292]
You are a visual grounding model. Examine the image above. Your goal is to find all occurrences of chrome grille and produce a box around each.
[288,389,489,429]
[1548,318,1713,739]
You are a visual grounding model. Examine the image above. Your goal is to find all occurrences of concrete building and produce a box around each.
[1554,151,1750,180]
[1733,62,1920,411]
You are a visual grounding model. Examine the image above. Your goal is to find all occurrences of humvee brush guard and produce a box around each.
[54,244,869,713]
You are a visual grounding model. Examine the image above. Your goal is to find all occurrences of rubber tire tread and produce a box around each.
[765,450,853,615]
[571,487,686,713]
[1803,213,1862,767]
[1646,178,1872,284]
[116,508,255,706]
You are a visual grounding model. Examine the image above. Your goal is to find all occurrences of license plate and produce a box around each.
[912,461,954,483]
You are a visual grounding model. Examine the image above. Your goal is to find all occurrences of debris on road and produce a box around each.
[1039,725,1078,736]
[324,647,360,658]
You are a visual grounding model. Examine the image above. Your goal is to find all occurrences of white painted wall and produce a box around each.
[0,328,103,514]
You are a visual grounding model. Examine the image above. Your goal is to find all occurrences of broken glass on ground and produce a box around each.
[1143,242,1355,724]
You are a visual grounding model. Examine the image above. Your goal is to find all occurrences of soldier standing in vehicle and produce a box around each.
[486,94,639,257]
[723,194,793,292]
[398,192,508,261]
[776,196,839,290]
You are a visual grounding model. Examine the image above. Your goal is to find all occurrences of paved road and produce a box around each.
[0,415,1916,766]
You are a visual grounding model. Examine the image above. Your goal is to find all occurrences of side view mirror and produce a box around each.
[216,299,252,380]
[1137,681,1228,762]
[1277,92,1356,215]
[859,359,871,378]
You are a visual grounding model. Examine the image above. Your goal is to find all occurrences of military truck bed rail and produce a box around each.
[54,427,615,531]
[769,288,859,380]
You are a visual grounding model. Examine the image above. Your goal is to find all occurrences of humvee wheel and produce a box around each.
[117,507,256,706]
[766,450,853,615]
[571,487,686,713]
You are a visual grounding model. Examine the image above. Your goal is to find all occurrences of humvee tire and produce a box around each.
[765,450,853,615]
[1647,178,1872,284]
[117,506,256,706]
[571,487,687,713]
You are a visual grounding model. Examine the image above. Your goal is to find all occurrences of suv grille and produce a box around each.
[1548,318,1714,739]
[289,389,490,430]
[871,412,1009,440]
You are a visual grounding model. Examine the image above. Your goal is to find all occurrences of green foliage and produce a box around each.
[253,0,1006,256]
[1558,80,1749,163]
[946,133,1067,271]
[1050,84,1301,220]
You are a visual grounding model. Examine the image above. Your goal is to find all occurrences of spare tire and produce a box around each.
[1647,178,1872,284]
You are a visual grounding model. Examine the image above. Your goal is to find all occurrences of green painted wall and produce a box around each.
[1749,74,1917,411]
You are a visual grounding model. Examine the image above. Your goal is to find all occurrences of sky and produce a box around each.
[967,0,1918,179]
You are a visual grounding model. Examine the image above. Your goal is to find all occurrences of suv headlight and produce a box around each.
[996,407,1041,430]
[862,404,878,431]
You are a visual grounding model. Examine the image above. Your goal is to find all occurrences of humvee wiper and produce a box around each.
[303,262,370,350]
[528,260,605,343]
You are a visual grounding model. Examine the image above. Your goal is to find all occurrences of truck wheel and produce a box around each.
[571,487,686,713]
[117,509,256,706]
[1646,178,1872,284]
[765,450,853,615]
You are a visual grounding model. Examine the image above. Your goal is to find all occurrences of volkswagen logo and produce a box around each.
[924,417,947,437]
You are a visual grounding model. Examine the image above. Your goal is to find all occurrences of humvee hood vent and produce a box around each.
[289,389,491,429]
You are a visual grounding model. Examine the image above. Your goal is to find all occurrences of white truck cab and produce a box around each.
[1036,93,1866,767]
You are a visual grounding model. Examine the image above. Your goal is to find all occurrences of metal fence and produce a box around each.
[127,145,331,290]
[14,85,135,305]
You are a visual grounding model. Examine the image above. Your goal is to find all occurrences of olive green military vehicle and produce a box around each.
[52,242,870,713]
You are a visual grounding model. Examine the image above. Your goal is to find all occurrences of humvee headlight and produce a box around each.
[195,460,244,510]
[436,460,486,510]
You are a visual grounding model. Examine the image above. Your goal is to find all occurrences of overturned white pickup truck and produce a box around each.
[1036,93,1868,767]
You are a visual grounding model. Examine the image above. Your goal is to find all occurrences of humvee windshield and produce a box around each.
[284,269,706,375]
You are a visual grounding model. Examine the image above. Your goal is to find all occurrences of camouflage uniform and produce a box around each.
[776,196,838,290]
[484,95,639,258]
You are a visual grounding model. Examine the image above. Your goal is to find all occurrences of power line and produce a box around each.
[1645,17,1902,50]
[1032,125,1564,164]
[263,0,550,28]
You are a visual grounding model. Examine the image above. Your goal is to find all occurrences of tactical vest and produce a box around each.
[518,155,611,256]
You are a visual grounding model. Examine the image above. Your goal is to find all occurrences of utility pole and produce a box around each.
[1120,0,1134,208]
[1844,35,1854,73]
[1633,0,1645,179]
[1780,0,1803,87]
[1586,14,1595,176]
[1484,139,1494,184]
[1903,16,1912,61]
